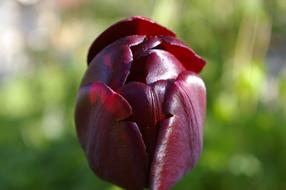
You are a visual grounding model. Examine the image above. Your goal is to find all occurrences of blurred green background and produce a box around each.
[0,0,285,189]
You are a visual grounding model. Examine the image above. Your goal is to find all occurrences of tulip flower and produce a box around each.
[75,16,206,190]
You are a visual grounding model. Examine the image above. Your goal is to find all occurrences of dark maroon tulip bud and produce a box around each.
[75,16,206,190]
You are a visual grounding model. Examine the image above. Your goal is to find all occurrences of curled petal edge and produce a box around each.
[87,16,176,63]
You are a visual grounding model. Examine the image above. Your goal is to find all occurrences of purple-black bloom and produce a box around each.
[75,16,206,190]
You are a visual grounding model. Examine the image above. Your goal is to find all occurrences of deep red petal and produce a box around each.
[118,82,157,158]
[150,71,206,190]
[126,49,185,84]
[118,81,170,160]
[87,16,176,63]
[81,35,145,90]
[130,36,161,59]
[144,49,185,84]
[75,82,148,189]
[159,36,206,73]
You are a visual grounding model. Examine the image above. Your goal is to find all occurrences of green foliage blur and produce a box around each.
[0,0,285,189]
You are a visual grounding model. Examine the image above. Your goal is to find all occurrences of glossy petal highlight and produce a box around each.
[82,35,145,90]
[150,72,206,190]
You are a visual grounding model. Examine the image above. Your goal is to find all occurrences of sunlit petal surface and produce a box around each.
[151,72,206,190]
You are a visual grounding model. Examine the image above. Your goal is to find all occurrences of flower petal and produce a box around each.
[143,49,185,84]
[126,49,185,84]
[118,80,170,160]
[150,71,206,190]
[81,35,145,90]
[131,36,161,59]
[87,16,176,63]
[159,36,206,73]
[75,82,148,190]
